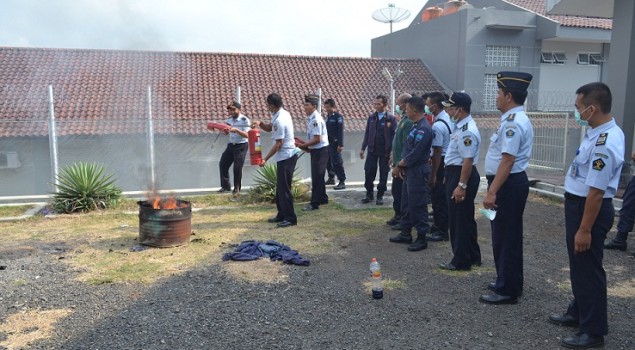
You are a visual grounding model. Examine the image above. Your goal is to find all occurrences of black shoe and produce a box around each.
[302,205,318,212]
[487,282,496,292]
[320,199,329,205]
[389,233,412,244]
[604,239,627,251]
[560,332,604,349]
[361,196,373,204]
[438,262,470,271]
[408,237,428,251]
[428,232,449,242]
[334,181,346,190]
[386,217,400,226]
[472,261,482,267]
[376,197,384,205]
[267,216,283,223]
[325,178,336,185]
[276,220,297,228]
[479,293,518,305]
[549,313,579,327]
[218,187,231,193]
[391,223,403,231]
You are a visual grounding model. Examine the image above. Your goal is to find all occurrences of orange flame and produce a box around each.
[150,195,184,209]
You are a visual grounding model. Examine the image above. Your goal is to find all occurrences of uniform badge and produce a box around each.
[240,116,246,121]
[506,113,516,121]
[461,124,468,131]
[594,152,609,159]
[505,129,515,138]
[338,117,343,124]
[596,133,607,146]
[313,122,318,127]
[592,158,606,171]
[273,125,278,131]
[463,137,472,146]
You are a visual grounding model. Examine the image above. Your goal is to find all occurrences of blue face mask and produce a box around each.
[395,105,403,115]
[574,106,592,127]
[449,109,460,124]
[424,105,432,115]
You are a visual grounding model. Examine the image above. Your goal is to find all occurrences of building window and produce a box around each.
[485,46,520,67]
[577,53,605,65]
[541,52,566,64]
[483,74,498,111]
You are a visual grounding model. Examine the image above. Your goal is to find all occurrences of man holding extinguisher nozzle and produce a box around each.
[251,93,298,228]
[218,101,251,198]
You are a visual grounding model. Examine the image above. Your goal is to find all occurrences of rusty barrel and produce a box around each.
[137,200,192,247]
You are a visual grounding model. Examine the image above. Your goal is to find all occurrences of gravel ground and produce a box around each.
[1,192,634,350]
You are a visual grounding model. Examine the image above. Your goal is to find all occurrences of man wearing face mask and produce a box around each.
[438,92,481,271]
[387,93,413,229]
[298,94,329,211]
[480,71,533,305]
[426,92,452,242]
[549,82,623,349]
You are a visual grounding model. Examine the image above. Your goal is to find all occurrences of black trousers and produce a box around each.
[326,143,346,181]
[310,146,329,208]
[275,155,298,223]
[487,172,528,298]
[564,194,613,336]
[445,165,481,268]
[400,165,430,237]
[617,175,635,234]
[364,152,390,195]
[391,176,403,219]
[431,157,448,232]
[219,143,248,192]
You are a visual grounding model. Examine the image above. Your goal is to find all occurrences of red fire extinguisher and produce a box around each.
[248,128,262,165]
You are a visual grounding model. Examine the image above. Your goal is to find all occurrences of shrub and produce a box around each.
[248,163,308,203]
[51,162,122,213]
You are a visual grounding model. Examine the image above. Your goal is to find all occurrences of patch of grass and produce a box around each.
[0,205,34,217]
[14,279,28,286]
[363,278,407,293]
[0,309,72,349]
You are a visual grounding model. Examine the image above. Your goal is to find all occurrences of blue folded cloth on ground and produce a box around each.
[222,239,310,266]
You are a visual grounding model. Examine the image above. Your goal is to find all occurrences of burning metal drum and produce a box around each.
[137,199,192,247]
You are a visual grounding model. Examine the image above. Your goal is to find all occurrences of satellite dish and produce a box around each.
[372,3,411,33]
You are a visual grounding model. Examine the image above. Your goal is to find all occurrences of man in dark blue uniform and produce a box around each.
[603,153,635,253]
[324,98,347,190]
[388,96,433,252]
[360,95,397,205]
[549,82,624,349]
[480,71,533,305]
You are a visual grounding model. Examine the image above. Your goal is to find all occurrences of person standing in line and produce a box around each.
[438,92,481,271]
[298,94,329,211]
[549,82,623,349]
[360,95,397,205]
[426,91,452,242]
[603,153,635,255]
[218,101,251,197]
[324,98,347,190]
[388,96,433,252]
[386,93,413,229]
[252,93,298,228]
[480,71,533,305]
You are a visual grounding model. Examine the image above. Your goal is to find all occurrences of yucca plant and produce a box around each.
[51,162,122,213]
[249,163,308,202]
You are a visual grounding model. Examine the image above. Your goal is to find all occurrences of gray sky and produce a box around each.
[0,0,426,57]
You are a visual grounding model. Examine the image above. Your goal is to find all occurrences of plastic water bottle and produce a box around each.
[369,258,383,299]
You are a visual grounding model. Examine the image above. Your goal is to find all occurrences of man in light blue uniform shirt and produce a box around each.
[480,71,533,305]
[218,101,251,196]
[298,94,330,211]
[438,92,481,271]
[549,82,623,349]
[253,93,298,228]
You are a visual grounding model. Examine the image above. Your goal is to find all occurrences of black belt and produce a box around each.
[229,142,247,146]
[564,192,585,201]
[486,171,526,181]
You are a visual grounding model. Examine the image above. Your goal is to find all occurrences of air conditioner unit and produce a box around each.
[0,152,21,169]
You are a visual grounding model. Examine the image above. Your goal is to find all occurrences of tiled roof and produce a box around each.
[0,47,444,137]
[506,0,612,30]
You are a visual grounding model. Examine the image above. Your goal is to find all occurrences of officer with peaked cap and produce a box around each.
[480,71,533,305]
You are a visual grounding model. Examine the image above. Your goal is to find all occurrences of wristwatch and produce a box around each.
[458,182,467,190]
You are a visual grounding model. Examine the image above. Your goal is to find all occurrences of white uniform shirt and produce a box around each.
[226,114,250,144]
[306,110,329,149]
[431,110,452,157]
[564,119,624,198]
[271,108,296,162]
[445,115,480,166]
[485,106,533,175]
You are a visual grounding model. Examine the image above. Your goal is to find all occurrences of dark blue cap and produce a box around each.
[496,71,533,92]
[442,91,472,108]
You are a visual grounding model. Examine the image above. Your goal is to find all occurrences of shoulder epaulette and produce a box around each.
[461,124,468,131]
[596,133,608,146]
[506,113,516,121]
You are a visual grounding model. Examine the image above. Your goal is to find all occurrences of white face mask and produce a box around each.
[449,109,460,124]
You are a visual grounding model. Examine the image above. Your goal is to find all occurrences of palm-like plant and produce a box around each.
[249,163,308,202]
[51,162,122,213]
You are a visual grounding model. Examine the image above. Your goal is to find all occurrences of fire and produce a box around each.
[150,196,185,209]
